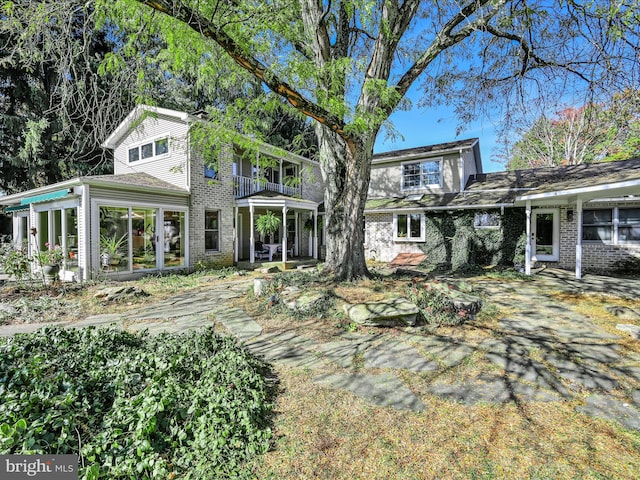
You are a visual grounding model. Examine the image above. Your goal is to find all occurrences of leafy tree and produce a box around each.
[104,0,637,280]
[507,90,640,169]
[0,1,316,194]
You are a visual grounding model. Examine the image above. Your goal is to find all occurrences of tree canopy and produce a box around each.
[0,0,317,193]
[506,90,640,169]
[109,0,637,279]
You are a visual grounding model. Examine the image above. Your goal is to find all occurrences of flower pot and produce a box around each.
[42,264,60,281]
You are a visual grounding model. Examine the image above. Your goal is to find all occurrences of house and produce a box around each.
[364,139,640,278]
[0,105,324,281]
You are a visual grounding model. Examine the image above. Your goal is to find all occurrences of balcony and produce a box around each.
[233,175,301,198]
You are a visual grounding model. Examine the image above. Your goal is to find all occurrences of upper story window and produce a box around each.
[204,164,218,179]
[128,137,170,163]
[402,158,442,190]
[583,207,640,243]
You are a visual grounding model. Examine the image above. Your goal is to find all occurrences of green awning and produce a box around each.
[20,189,70,205]
[5,204,29,213]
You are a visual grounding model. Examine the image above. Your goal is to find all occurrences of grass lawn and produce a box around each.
[1,266,639,479]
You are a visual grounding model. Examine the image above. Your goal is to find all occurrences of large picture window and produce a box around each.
[394,213,424,241]
[205,211,220,251]
[402,159,441,190]
[583,207,640,243]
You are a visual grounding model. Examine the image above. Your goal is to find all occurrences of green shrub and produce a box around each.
[0,327,273,479]
[405,282,474,326]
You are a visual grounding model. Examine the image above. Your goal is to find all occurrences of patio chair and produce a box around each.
[276,245,294,258]
[254,241,270,260]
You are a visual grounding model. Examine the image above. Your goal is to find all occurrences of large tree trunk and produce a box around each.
[316,125,374,280]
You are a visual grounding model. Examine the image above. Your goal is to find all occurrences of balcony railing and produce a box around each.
[233,175,301,198]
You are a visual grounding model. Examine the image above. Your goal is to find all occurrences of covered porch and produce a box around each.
[516,177,640,279]
[234,192,320,264]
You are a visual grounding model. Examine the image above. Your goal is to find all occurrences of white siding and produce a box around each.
[113,114,190,189]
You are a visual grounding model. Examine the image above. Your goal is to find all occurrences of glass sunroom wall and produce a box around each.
[164,210,185,267]
[64,208,79,271]
[99,206,130,272]
[132,208,157,270]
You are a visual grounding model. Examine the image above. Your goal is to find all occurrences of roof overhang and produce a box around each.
[515,178,640,206]
[365,203,514,214]
[235,195,319,211]
[372,139,479,165]
[102,104,197,149]
[0,179,82,207]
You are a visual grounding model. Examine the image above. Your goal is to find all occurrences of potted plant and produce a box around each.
[255,211,281,243]
[100,234,127,266]
[33,242,65,280]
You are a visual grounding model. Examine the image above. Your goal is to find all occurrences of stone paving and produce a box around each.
[1,269,639,430]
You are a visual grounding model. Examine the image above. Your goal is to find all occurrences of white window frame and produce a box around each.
[204,210,221,252]
[401,157,443,191]
[474,212,501,229]
[393,212,425,242]
[583,207,640,244]
[127,134,171,165]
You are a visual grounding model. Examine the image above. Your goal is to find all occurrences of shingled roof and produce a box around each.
[366,157,640,212]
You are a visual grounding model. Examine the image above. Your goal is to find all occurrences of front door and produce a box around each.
[532,209,559,261]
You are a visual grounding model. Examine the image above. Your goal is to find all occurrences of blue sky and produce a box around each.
[374,104,505,173]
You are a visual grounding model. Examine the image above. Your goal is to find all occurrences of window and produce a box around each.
[394,213,424,241]
[205,211,220,251]
[128,137,169,163]
[155,138,169,155]
[474,212,501,229]
[582,207,640,243]
[583,209,613,241]
[402,159,441,189]
[204,164,218,179]
[141,142,154,159]
[618,208,640,242]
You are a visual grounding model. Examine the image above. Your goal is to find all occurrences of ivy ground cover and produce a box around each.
[0,327,273,479]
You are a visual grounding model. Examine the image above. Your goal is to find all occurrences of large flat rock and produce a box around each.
[344,297,419,327]
[313,373,426,412]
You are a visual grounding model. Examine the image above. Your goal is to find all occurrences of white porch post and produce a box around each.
[249,204,255,264]
[294,211,299,256]
[282,206,288,262]
[575,198,583,280]
[279,159,284,193]
[525,200,532,275]
[313,208,318,259]
[234,206,239,264]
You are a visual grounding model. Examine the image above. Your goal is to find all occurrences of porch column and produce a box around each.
[279,159,283,194]
[249,204,255,264]
[313,208,318,259]
[282,206,288,262]
[525,200,532,275]
[234,206,239,264]
[294,211,299,256]
[61,208,68,268]
[575,198,583,280]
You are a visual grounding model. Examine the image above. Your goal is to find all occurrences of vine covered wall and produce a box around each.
[419,208,526,271]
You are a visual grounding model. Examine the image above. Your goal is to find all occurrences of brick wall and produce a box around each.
[364,212,424,262]
[188,145,235,267]
[540,205,640,273]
